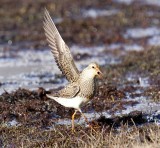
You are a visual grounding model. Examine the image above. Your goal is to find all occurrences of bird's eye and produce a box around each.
[92,66,95,68]
[97,72,100,75]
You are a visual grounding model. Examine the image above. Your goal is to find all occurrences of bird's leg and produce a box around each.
[81,113,98,132]
[78,109,95,131]
[71,110,77,133]
[81,112,90,125]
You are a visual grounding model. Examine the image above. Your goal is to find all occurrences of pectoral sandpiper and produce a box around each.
[43,9,103,132]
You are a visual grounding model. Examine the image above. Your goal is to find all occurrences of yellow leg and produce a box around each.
[81,113,93,129]
[81,112,97,132]
[72,110,77,133]
[81,113,89,125]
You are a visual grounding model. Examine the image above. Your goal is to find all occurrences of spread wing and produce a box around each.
[43,8,79,82]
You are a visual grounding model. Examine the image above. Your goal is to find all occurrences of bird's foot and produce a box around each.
[88,121,102,133]
[72,129,76,133]
[87,123,98,133]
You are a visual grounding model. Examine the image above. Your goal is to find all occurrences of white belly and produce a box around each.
[46,94,88,109]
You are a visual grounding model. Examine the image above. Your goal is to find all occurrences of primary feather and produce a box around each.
[43,8,79,82]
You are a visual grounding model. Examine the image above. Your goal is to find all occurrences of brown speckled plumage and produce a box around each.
[43,9,103,132]
[54,75,96,99]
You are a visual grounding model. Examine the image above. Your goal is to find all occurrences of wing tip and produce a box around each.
[44,7,49,16]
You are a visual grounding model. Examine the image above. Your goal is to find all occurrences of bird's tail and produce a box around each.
[46,94,58,101]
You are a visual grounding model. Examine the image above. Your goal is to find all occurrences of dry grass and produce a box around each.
[0,123,160,148]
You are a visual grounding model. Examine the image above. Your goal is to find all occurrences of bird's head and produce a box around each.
[84,63,103,79]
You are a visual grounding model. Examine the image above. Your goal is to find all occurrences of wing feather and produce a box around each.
[43,8,79,82]
[58,83,80,98]
[51,83,80,98]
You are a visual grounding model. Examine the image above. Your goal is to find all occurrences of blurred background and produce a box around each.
[0,0,160,93]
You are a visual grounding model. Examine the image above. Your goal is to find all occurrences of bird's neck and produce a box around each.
[80,68,95,80]
[79,69,96,86]
[79,71,96,98]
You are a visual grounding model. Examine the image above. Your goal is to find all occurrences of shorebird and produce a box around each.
[43,9,103,132]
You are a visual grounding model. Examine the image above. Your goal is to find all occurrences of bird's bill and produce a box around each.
[99,71,103,79]
[96,68,103,79]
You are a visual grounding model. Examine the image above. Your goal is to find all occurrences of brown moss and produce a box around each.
[104,47,160,83]
[1,0,160,47]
